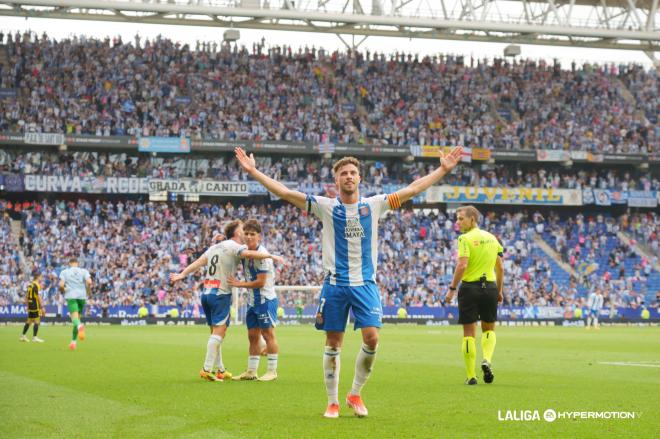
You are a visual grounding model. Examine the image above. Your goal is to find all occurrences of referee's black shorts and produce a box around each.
[458,281,498,324]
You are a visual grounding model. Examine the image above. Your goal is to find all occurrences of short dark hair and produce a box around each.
[243,219,262,234]
[224,220,243,239]
[69,257,79,264]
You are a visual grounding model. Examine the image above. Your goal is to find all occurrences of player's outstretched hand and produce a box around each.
[235,147,256,173]
[170,272,185,283]
[439,146,463,173]
[271,255,288,266]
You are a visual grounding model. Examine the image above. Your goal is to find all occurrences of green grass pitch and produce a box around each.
[1,324,659,438]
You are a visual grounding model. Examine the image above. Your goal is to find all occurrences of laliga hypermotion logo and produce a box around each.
[498,408,641,422]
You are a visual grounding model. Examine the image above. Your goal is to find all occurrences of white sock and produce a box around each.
[587,317,592,327]
[204,335,222,371]
[213,335,225,372]
[248,355,260,373]
[267,354,278,372]
[593,317,599,327]
[350,344,377,396]
[323,346,341,405]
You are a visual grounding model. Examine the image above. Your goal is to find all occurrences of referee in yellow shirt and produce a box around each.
[445,206,504,385]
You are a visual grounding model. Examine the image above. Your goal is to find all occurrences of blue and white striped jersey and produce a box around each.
[241,244,277,306]
[306,194,397,287]
[588,292,604,310]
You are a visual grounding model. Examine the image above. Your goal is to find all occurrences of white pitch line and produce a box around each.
[598,361,660,368]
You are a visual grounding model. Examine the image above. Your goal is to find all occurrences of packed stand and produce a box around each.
[0,31,656,152]
[2,148,658,191]
[542,212,659,307]
[1,199,657,313]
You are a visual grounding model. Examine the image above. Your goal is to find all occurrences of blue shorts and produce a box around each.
[246,298,279,330]
[315,283,382,332]
[201,292,232,327]
[589,308,599,317]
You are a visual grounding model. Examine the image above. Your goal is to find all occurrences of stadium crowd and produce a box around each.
[2,148,658,191]
[0,31,656,152]
[0,199,657,313]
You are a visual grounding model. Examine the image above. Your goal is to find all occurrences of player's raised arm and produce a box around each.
[234,147,307,210]
[170,254,208,283]
[395,146,463,204]
[239,249,287,266]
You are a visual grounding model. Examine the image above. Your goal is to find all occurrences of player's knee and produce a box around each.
[363,333,379,349]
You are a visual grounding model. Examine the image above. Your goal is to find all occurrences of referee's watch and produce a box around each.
[449,286,457,291]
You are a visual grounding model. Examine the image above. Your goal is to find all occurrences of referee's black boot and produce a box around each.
[465,377,478,385]
[481,360,494,384]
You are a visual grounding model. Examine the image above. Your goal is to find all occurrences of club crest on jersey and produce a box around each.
[359,205,370,217]
[344,218,365,238]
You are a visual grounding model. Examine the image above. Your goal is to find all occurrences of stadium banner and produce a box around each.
[66,134,135,147]
[22,174,149,194]
[601,154,645,164]
[334,144,409,157]
[1,173,24,191]
[425,186,582,205]
[148,179,248,196]
[412,145,472,163]
[569,151,606,163]
[609,190,628,205]
[490,149,536,161]
[24,132,65,146]
[192,139,311,154]
[593,189,612,206]
[628,190,657,208]
[1,305,656,321]
[138,136,190,153]
[0,133,134,148]
[536,150,570,162]
[471,148,491,161]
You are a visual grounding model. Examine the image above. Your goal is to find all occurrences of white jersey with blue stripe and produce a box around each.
[241,244,277,306]
[306,194,392,287]
[588,292,604,310]
[202,239,244,295]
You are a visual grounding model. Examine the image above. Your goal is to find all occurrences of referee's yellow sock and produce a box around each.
[481,330,496,363]
[462,337,476,379]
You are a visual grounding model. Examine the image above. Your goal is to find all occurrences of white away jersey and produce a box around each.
[202,239,245,295]
[241,244,277,306]
[306,194,396,286]
[59,266,91,300]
